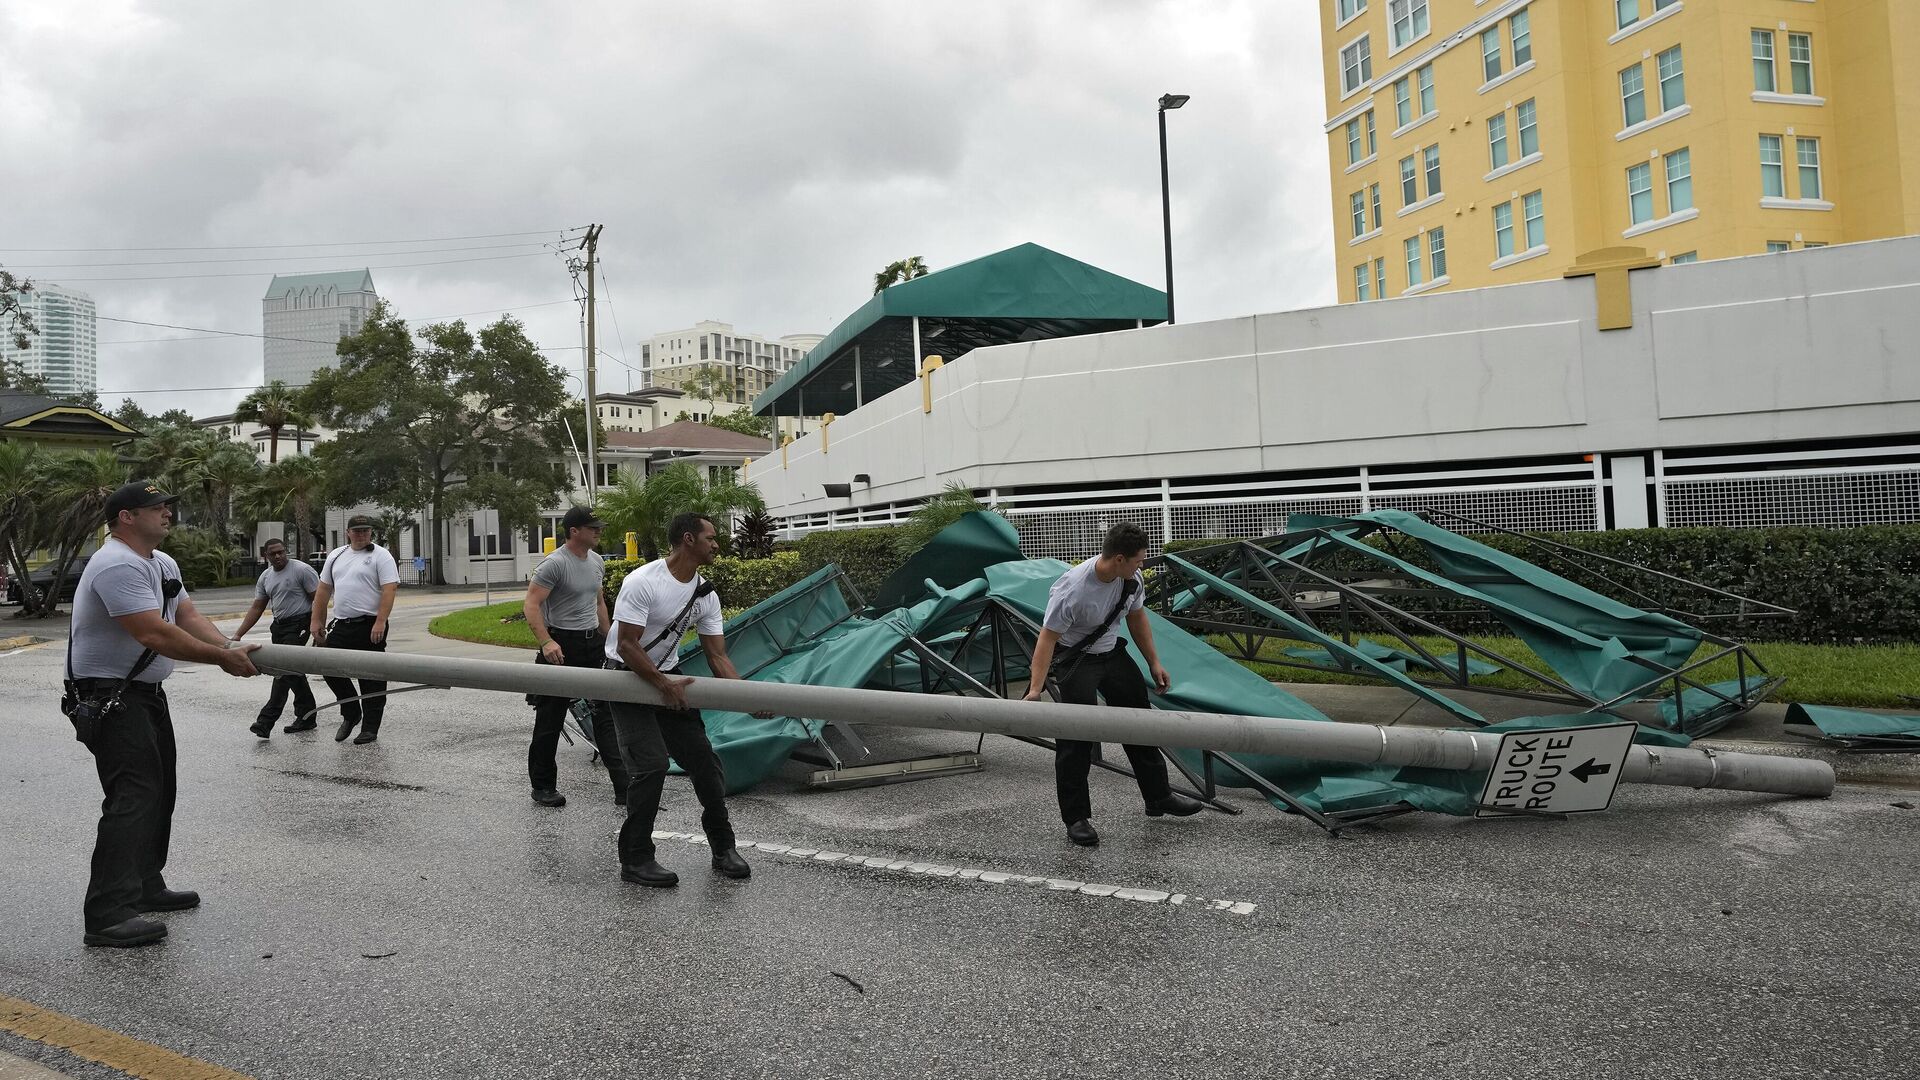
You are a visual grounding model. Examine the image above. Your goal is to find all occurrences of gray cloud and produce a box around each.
[0,0,1334,414]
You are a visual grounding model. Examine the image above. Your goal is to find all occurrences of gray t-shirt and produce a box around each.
[68,538,185,683]
[255,560,319,621]
[1042,557,1146,656]
[530,547,605,632]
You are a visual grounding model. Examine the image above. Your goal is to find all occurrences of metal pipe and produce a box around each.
[248,645,1835,799]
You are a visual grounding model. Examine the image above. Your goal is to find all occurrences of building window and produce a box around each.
[1346,117,1365,164]
[1510,9,1531,67]
[1400,154,1419,205]
[1616,0,1637,30]
[1523,190,1545,248]
[1492,202,1515,258]
[700,337,709,360]
[1766,241,1791,253]
[1516,98,1539,156]
[1370,183,1383,230]
[1389,0,1429,49]
[1338,0,1367,20]
[1365,110,1377,156]
[1752,30,1776,93]
[1480,27,1503,83]
[1355,263,1372,301]
[1788,33,1813,95]
[1803,241,1827,248]
[1620,64,1646,128]
[1374,258,1388,299]
[1351,191,1368,238]
[1671,251,1698,264]
[1797,137,1822,200]
[1664,148,1692,212]
[1628,162,1654,224]
[1760,134,1785,197]
[1417,64,1435,116]
[1487,112,1509,170]
[1427,226,1447,279]
[1394,77,1413,127]
[1657,47,1686,112]
[1422,144,1442,197]
[1341,36,1373,93]
[1405,235,1424,288]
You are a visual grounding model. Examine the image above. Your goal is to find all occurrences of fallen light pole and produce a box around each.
[249,645,1835,800]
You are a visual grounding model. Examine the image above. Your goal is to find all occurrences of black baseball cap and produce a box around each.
[562,505,605,531]
[346,514,375,530]
[103,481,180,524]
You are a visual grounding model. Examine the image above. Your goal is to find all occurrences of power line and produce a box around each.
[95,298,587,346]
[96,315,338,344]
[0,229,581,254]
[4,240,560,270]
[39,251,553,283]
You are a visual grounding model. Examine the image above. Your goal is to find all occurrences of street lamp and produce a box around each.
[1158,93,1191,325]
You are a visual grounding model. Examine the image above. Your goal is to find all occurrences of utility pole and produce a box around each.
[580,224,604,497]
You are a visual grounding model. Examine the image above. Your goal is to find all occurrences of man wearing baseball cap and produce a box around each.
[67,481,260,947]
[309,514,400,744]
[521,504,627,807]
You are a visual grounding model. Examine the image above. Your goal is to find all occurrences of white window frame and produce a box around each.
[1374,258,1388,299]
[1627,161,1654,225]
[1487,111,1509,171]
[1516,98,1539,157]
[1351,191,1368,239]
[1399,154,1419,206]
[1759,134,1785,198]
[1345,117,1365,165]
[1620,63,1647,129]
[1657,46,1685,112]
[1788,32,1814,96]
[1510,9,1531,67]
[1427,225,1447,280]
[1422,143,1442,199]
[1752,30,1776,93]
[1388,0,1430,53]
[1797,137,1822,201]
[1341,35,1374,96]
[1336,0,1368,28]
[1492,201,1515,258]
[1370,183,1383,232]
[1404,235,1425,288]
[1354,262,1372,301]
[1480,27,1503,83]
[1664,148,1693,213]
[1522,190,1545,249]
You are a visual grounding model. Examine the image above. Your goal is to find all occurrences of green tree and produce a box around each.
[241,454,330,557]
[234,379,310,463]
[302,302,569,585]
[872,256,930,294]
[0,440,47,607]
[112,398,155,431]
[1,268,35,352]
[595,461,765,560]
[702,408,772,439]
[894,482,992,558]
[27,450,130,616]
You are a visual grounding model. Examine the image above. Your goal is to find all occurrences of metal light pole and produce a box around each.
[1157,93,1190,325]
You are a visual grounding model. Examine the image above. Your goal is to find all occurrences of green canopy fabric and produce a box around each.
[1280,638,1501,679]
[1783,704,1920,748]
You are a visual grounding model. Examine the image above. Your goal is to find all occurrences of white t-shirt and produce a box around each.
[605,559,723,671]
[319,543,400,618]
[1042,557,1146,656]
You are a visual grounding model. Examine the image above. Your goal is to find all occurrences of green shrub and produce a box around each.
[599,552,808,611]
[795,526,906,602]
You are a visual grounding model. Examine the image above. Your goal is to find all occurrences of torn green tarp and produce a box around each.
[1656,676,1776,737]
[1290,510,1703,704]
[1281,638,1501,679]
[1783,704,1920,749]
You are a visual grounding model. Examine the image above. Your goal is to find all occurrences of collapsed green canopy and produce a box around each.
[751,243,1167,420]
[1784,704,1920,748]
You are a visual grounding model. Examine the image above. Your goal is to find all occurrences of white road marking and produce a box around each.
[651,830,1257,916]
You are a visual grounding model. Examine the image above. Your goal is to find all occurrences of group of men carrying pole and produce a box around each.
[62,478,1199,948]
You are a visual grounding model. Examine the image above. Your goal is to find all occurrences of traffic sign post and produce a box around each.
[1476,722,1637,819]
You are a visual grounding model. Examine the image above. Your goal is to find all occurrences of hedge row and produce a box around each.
[1163,525,1920,644]
[601,551,807,611]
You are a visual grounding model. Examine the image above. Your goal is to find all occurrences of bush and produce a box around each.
[795,526,906,602]
[1158,523,1920,644]
[599,551,808,611]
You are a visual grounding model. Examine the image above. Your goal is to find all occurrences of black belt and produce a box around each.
[550,627,601,640]
[333,614,376,624]
[73,677,163,695]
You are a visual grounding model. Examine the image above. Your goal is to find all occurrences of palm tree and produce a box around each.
[0,440,47,603]
[33,450,128,615]
[894,482,992,558]
[595,461,764,559]
[243,455,329,557]
[872,256,930,294]
[194,441,262,547]
[234,380,310,463]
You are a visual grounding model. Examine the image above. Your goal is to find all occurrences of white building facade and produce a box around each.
[640,320,821,404]
[0,283,97,400]
[262,270,379,386]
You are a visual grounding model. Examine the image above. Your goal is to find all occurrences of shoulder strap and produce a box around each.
[1052,575,1138,679]
[643,575,714,654]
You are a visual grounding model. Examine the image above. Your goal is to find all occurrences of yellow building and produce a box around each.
[1318,0,1920,302]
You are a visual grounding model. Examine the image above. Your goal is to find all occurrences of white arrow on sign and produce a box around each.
[1475,721,1638,818]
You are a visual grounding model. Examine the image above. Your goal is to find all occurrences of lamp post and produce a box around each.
[1157,92,1190,325]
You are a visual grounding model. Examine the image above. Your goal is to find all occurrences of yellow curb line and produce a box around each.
[0,994,252,1079]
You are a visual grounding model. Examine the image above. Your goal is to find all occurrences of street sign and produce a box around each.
[1476,721,1636,818]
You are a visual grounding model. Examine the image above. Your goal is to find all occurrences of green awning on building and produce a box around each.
[751,243,1167,419]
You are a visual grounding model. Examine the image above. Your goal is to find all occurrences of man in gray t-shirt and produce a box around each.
[66,481,259,949]
[1022,522,1202,848]
[520,505,623,807]
[230,538,320,737]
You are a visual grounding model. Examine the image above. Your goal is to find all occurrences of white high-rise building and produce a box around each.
[638,320,821,405]
[262,269,378,386]
[0,283,97,400]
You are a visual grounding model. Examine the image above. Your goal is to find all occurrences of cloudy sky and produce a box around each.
[0,0,1333,417]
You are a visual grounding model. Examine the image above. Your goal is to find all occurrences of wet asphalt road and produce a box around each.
[1,617,1917,1079]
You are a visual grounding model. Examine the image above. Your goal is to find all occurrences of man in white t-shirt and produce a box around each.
[1023,522,1202,848]
[603,512,758,888]
[309,514,401,745]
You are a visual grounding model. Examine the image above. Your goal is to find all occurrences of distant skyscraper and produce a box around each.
[0,283,97,400]
[262,269,378,386]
